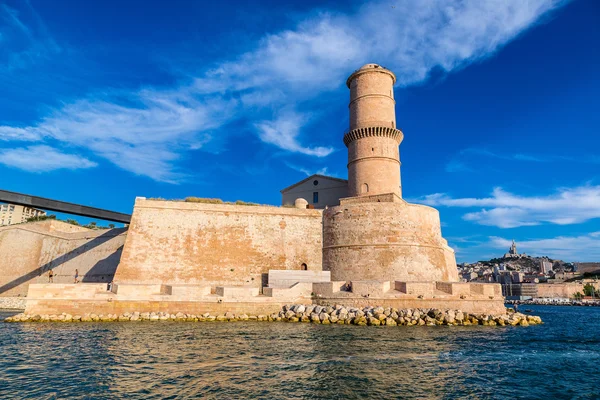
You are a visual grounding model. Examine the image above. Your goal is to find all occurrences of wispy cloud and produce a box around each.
[256,112,334,157]
[284,162,330,177]
[415,185,600,228]
[446,148,600,172]
[0,3,60,71]
[489,232,600,261]
[0,0,570,181]
[0,145,96,172]
[0,126,41,141]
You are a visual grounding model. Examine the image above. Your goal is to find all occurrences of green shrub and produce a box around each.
[184,197,224,204]
[26,215,56,223]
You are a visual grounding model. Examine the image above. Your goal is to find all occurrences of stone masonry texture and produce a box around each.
[0,220,126,297]
[114,198,323,288]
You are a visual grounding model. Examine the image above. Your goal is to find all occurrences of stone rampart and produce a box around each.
[114,198,323,288]
[323,201,458,282]
[0,297,27,310]
[537,282,600,298]
[0,220,126,297]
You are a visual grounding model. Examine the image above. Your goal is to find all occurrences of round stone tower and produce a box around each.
[345,64,404,197]
[322,63,458,283]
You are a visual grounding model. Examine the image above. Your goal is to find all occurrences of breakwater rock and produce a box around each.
[4,304,542,326]
[508,299,600,307]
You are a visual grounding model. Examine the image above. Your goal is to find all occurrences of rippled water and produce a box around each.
[1,305,599,399]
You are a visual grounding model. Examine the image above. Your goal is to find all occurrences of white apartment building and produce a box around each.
[0,203,46,226]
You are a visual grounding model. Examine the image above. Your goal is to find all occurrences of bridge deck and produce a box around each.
[0,189,131,223]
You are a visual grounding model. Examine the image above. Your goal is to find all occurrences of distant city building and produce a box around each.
[503,239,526,259]
[502,283,538,299]
[511,271,524,283]
[462,272,478,281]
[281,174,348,209]
[540,260,553,274]
[0,203,46,226]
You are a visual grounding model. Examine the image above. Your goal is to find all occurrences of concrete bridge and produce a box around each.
[0,189,131,223]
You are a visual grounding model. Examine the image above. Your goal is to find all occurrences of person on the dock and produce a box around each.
[74,269,79,284]
[514,304,519,312]
[48,269,54,283]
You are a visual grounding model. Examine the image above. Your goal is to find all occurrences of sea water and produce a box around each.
[0,305,599,399]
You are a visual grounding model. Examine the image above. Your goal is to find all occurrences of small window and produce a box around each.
[362,183,369,193]
[301,263,307,271]
[313,192,319,203]
[313,180,319,186]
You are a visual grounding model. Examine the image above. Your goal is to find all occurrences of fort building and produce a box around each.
[19,64,504,316]
[281,174,348,209]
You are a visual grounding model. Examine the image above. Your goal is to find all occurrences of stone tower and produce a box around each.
[322,63,458,283]
[345,64,404,198]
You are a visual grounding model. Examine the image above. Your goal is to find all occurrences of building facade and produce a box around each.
[0,203,46,226]
[540,260,553,274]
[281,174,348,209]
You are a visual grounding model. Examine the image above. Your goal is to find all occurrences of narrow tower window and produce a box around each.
[313,192,319,203]
[362,183,369,193]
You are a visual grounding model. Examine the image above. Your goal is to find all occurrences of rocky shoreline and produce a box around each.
[4,304,542,326]
[507,299,600,307]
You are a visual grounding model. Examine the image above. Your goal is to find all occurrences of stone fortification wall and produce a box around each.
[0,220,126,297]
[323,201,458,282]
[537,282,600,298]
[114,198,323,288]
[575,262,600,274]
[0,297,27,310]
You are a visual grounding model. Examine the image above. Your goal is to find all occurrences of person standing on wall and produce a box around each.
[48,269,54,283]
[74,269,79,284]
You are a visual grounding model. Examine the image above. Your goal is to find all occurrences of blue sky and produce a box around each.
[0,0,598,263]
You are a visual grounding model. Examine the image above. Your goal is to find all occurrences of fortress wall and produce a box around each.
[537,283,600,298]
[0,220,126,297]
[323,201,458,282]
[113,198,323,287]
[25,299,288,316]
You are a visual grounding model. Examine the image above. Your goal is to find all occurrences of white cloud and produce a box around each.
[416,185,600,228]
[256,112,334,157]
[0,126,41,141]
[0,0,570,181]
[489,233,600,261]
[0,145,96,172]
